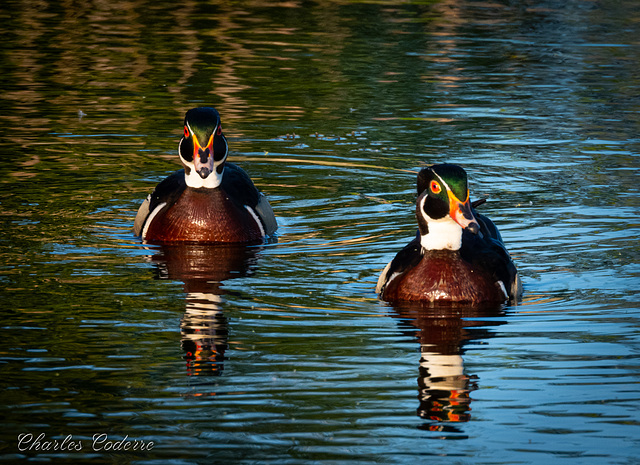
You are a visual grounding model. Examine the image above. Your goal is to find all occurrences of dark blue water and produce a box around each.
[0,1,638,463]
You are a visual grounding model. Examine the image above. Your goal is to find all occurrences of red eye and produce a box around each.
[216,125,222,136]
[430,180,442,194]
[184,126,189,138]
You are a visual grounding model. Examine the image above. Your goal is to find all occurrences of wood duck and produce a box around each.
[133,107,277,243]
[376,163,522,304]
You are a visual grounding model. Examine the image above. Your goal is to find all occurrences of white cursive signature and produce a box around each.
[17,433,154,452]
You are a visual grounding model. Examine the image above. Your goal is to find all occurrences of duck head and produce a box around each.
[416,163,480,251]
[178,107,228,188]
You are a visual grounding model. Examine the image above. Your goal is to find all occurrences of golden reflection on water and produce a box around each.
[516,292,574,309]
[254,157,417,174]
[3,0,493,139]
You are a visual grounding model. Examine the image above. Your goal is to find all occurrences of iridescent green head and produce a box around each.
[178,107,228,188]
[415,163,480,250]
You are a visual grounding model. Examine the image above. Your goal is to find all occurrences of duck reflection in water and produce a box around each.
[391,303,505,431]
[150,243,260,376]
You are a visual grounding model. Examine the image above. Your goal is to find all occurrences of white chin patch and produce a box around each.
[420,216,463,251]
[184,167,223,188]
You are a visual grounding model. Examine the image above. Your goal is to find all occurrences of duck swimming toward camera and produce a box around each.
[133,107,277,243]
[376,163,521,304]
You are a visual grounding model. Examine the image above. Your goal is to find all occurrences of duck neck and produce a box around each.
[420,217,463,251]
[184,167,223,189]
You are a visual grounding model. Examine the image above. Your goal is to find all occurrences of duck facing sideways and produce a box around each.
[133,107,277,244]
[376,163,522,304]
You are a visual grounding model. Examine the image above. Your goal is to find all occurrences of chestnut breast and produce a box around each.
[383,250,505,304]
[144,188,263,243]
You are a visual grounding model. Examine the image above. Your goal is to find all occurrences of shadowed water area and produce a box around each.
[0,0,639,463]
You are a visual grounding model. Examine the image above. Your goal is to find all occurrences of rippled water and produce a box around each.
[1,0,639,464]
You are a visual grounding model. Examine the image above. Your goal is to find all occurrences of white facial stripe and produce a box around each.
[185,121,197,145]
[218,134,228,160]
[432,171,453,196]
[432,170,470,205]
[186,120,222,148]
[141,202,167,239]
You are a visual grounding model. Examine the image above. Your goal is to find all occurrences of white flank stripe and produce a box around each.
[497,280,508,299]
[141,202,167,239]
[245,205,265,237]
[375,260,393,294]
